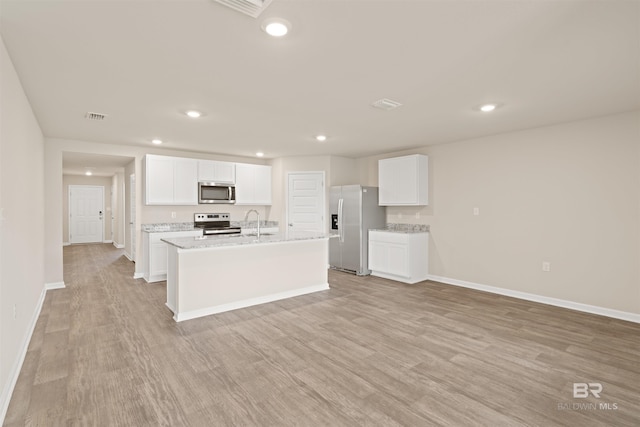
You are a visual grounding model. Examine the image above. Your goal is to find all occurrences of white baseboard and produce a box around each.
[65,241,118,246]
[45,281,65,290]
[427,274,640,324]
[371,270,427,284]
[0,288,46,424]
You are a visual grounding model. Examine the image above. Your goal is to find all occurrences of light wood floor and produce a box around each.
[4,244,639,426]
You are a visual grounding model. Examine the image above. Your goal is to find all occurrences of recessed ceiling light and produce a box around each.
[152,139,163,145]
[315,135,327,142]
[185,110,202,118]
[479,103,500,112]
[256,152,264,157]
[85,170,93,176]
[262,18,291,37]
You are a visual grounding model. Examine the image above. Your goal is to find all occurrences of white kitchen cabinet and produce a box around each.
[368,230,428,284]
[197,160,235,183]
[145,154,198,205]
[235,163,272,205]
[145,155,174,204]
[173,157,199,204]
[378,154,428,206]
[141,229,202,282]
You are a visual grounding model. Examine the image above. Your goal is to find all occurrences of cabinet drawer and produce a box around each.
[369,231,410,244]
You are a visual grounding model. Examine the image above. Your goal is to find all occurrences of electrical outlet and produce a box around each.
[473,207,480,216]
[542,262,551,272]
[171,212,177,219]
[415,212,420,219]
[13,304,17,319]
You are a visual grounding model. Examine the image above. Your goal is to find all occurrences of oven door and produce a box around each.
[202,227,241,236]
[198,182,236,204]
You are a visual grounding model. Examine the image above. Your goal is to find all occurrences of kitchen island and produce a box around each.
[162,231,332,322]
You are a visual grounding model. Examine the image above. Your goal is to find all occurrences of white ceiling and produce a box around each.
[1,0,639,169]
[62,152,133,177]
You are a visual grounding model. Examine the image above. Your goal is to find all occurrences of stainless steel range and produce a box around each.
[194,213,241,236]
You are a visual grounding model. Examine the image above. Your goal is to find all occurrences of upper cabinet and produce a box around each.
[145,154,271,206]
[378,154,428,206]
[235,164,272,205]
[145,155,198,205]
[145,155,174,205]
[197,160,235,184]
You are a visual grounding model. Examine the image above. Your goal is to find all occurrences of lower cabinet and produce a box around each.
[368,231,428,284]
[141,230,202,282]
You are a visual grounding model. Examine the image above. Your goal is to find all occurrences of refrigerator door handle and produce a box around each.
[338,198,344,243]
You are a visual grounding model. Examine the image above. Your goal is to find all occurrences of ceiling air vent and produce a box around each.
[212,0,273,18]
[372,98,403,111]
[85,112,108,121]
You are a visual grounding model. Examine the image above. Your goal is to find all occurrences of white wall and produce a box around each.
[0,36,46,420]
[357,111,640,315]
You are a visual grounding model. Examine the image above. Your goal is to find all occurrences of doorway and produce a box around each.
[129,173,136,261]
[69,185,104,244]
[287,172,325,232]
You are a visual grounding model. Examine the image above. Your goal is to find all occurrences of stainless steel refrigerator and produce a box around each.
[329,185,386,275]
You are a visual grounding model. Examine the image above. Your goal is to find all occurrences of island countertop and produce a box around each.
[162,230,333,250]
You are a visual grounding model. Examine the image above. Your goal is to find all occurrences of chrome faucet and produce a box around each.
[244,209,260,238]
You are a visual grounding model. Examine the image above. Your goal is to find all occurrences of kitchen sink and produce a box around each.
[223,232,276,238]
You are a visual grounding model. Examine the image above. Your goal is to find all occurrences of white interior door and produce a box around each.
[130,173,136,261]
[69,185,104,244]
[110,184,115,243]
[287,172,325,232]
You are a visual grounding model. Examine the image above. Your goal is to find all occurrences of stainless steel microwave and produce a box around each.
[198,182,236,204]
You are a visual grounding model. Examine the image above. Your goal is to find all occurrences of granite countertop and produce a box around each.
[142,220,279,233]
[162,230,333,250]
[232,220,279,228]
[142,222,198,232]
[370,223,430,234]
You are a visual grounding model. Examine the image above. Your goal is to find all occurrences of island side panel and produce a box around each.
[166,244,179,312]
[174,238,329,321]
